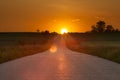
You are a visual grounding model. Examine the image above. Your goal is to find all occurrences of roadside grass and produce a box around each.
[65,33,120,63]
[0,44,52,63]
[0,33,54,64]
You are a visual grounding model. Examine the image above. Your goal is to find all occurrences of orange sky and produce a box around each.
[0,0,120,33]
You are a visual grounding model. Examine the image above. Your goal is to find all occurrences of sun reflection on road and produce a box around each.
[58,54,69,80]
[59,56,64,70]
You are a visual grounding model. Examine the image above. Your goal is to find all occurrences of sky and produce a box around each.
[0,0,120,33]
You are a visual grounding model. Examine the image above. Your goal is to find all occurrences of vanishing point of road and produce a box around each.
[0,36,120,80]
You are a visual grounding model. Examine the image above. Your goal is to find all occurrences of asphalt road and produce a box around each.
[0,36,120,80]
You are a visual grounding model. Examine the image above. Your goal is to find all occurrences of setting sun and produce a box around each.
[61,28,68,34]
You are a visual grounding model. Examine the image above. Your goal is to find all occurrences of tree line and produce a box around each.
[91,20,119,33]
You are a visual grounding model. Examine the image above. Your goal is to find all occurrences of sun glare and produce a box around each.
[49,45,57,53]
[61,28,68,34]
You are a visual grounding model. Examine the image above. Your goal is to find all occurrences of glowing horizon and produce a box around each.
[61,28,68,34]
[0,0,120,32]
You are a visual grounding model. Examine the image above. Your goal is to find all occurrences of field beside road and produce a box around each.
[0,32,54,63]
[65,33,120,63]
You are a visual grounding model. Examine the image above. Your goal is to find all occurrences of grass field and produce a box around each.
[0,32,55,64]
[65,33,120,63]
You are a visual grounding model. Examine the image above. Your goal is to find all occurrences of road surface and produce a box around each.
[0,36,120,80]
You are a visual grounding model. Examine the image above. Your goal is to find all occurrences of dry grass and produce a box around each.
[0,44,51,63]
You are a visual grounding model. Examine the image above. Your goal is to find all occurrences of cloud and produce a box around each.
[72,19,80,22]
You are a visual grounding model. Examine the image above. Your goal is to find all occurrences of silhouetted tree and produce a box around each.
[114,28,119,32]
[44,30,49,34]
[105,25,114,32]
[90,20,120,33]
[96,20,106,32]
[91,25,98,33]
[51,32,58,35]
[36,29,40,32]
